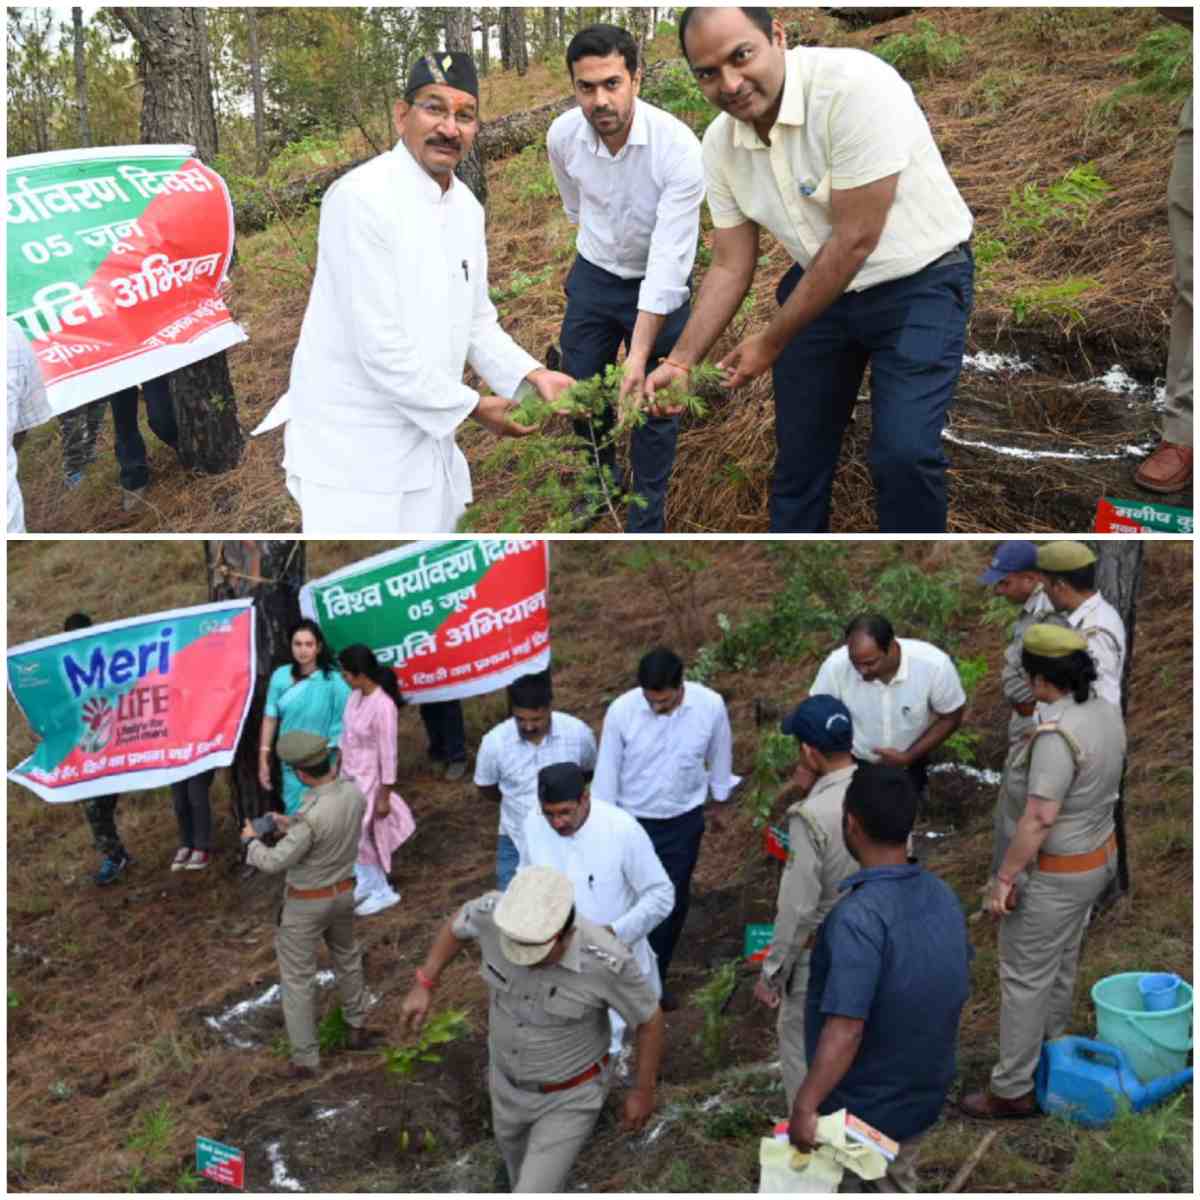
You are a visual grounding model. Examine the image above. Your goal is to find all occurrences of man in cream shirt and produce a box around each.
[258,52,572,533]
[646,8,975,533]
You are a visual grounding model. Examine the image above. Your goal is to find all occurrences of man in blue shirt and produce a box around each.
[790,764,970,1192]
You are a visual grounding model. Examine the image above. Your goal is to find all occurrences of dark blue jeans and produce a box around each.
[770,249,974,532]
[636,805,706,988]
[560,255,691,533]
[111,375,178,491]
[419,701,466,764]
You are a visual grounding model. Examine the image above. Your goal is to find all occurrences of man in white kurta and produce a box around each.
[521,763,674,1055]
[257,52,573,533]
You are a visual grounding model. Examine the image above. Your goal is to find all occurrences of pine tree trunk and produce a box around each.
[500,10,512,69]
[542,7,554,57]
[479,10,490,76]
[445,7,488,207]
[72,7,92,147]
[112,5,246,476]
[204,541,306,828]
[513,8,529,76]
[247,7,267,175]
[1094,541,1143,897]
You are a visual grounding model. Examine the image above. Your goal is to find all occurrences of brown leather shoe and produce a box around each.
[1134,442,1193,494]
[282,1062,317,1081]
[960,1088,1039,1119]
[346,1026,385,1051]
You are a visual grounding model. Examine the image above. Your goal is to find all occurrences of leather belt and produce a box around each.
[1037,833,1117,875]
[287,877,355,900]
[538,1054,610,1094]
[926,242,971,271]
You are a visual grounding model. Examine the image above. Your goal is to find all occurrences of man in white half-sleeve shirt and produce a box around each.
[809,613,966,803]
[475,670,597,889]
[591,647,741,1008]
[522,763,674,1057]
[1036,542,1126,710]
[257,51,573,534]
[548,24,705,532]
[645,8,975,534]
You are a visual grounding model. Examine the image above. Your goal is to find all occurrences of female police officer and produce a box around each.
[962,624,1126,1118]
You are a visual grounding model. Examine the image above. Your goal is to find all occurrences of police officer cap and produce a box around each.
[405,51,480,101]
[538,762,586,804]
[1023,624,1089,658]
[1037,541,1097,572]
[978,540,1039,585]
[780,695,854,754]
[494,866,574,966]
[276,731,332,769]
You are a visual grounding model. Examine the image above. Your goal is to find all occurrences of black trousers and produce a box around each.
[419,701,466,764]
[636,805,706,987]
[111,375,178,490]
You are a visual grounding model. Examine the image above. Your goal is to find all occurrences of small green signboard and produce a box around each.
[744,923,775,960]
[197,1135,244,1189]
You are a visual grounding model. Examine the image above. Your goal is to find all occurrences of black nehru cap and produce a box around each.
[406,51,480,102]
[538,763,586,805]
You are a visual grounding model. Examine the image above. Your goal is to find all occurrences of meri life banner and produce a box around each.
[7,599,256,803]
[7,144,248,416]
[300,540,551,704]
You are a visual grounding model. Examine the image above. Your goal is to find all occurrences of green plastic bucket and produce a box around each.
[1091,972,1193,1084]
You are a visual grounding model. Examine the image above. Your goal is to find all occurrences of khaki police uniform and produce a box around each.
[989,693,1126,1098]
[762,764,858,1109]
[453,894,659,1193]
[247,776,368,1069]
[1000,585,1059,749]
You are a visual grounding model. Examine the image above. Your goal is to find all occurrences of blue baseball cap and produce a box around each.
[780,696,853,754]
[978,541,1039,585]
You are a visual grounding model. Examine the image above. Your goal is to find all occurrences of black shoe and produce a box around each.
[659,990,680,1012]
[282,1062,318,1082]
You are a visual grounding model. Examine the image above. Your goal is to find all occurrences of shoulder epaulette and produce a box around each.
[1028,720,1084,766]
[582,941,626,973]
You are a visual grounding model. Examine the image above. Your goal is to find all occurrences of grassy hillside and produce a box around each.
[6,539,1193,1192]
[15,7,1193,533]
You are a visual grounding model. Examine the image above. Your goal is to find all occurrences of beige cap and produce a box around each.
[493,865,574,966]
[1023,623,1089,658]
[276,731,331,769]
[1037,541,1097,572]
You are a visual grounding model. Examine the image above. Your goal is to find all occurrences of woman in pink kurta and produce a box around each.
[337,645,416,917]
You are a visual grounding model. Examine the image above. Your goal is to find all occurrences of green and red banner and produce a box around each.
[6,144,247,416]
[300,540,551,704]
[7,599,256,803]
[1095,497,1193,535]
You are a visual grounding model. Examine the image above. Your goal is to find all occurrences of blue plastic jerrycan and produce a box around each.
[1036,1036,1193,1127]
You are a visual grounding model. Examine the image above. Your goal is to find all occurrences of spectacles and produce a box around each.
[411,100,478,128]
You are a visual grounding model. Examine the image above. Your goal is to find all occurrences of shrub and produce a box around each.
[875,20,967,79]
[641,62,717,136]
[384,1009,471,1078]
[1010,277,1098,329]
[1104,23,1194,109]
[1002,164,1112,239]
[693,960,740,1068]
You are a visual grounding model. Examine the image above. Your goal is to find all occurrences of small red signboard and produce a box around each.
[764,824,790,863]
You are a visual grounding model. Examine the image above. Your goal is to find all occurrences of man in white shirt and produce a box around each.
[522,762,674,1055]
[646,8,975,533]
[549,24,705,532]
[592,647,741,1007]
[475,670,598,888]
[7,318,54,533]
[809,614,966,800]
[258,51,573,533]
[1036,542,1126,709]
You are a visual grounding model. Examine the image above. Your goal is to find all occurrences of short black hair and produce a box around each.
[1021,648,1098,705]
[509,669,553,711]
[567,23,639,78]
[845,613,895,653]
[1044,564,1097,593]
[63,612,93,632]
[679,7,774,61]
[844,764,917,846]
[638,647,684,690]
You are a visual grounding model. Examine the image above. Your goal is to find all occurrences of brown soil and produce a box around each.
[6,540,1193,1192]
